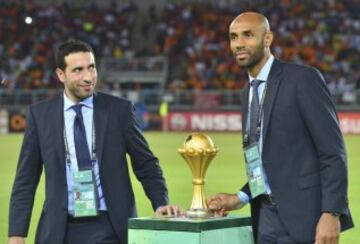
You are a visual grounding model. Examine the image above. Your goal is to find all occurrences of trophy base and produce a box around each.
[186,208,213,219]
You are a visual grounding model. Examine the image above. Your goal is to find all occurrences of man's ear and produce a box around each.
[264,31,273,48]
[56,68,65,83]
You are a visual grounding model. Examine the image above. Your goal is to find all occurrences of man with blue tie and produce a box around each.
[8,39,180,244]
[208,12,353,243]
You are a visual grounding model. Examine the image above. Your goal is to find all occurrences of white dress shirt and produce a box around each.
[237,55,275,204]
[63,93,107,213]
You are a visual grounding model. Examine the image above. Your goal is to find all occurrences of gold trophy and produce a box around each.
[178,133,219,218]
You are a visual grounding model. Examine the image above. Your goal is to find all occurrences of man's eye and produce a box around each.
[73,68,81,73]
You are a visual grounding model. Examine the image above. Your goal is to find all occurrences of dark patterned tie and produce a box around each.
[72,104,92,169]
[249,79,264,144]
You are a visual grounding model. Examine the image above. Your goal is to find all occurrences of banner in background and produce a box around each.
[338,112,360,134]
[0,109,9,134]
[8,110,27,133]
[3,110,360,134]
[167,112,242,132]
[168,111,360,134]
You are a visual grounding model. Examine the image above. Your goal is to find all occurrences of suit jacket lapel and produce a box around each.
[54,94,66,169]
[262,59,283,143]
[94,93,108,165]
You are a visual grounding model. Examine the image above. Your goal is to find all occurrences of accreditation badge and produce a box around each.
[244,143,267,198]
[72,169,98,217]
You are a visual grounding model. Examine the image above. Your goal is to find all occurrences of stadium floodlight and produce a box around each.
[25,16,33,24]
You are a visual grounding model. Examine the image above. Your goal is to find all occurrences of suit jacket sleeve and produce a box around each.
[240,183,251,198]
[8,107,43,236]
[296,67,349,214]
[124,103,169,210]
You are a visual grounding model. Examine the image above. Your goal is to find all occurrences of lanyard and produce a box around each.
[244,82,267,146]
[63,111,96,164]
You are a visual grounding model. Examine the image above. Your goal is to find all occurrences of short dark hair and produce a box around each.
[56,39,95,70]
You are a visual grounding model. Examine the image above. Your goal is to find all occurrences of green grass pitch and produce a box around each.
[0,132,358,243]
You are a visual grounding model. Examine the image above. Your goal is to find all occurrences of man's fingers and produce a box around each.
[207,195,220,204]
[212,208,227,217]
[163,206,171,215]
[208,199,220,209]
[208,194,226,210]
[164,205,174,216]
[155,206,169,216]
[155,205,184,217]
[315,213,340,244]
[169,205,183,216]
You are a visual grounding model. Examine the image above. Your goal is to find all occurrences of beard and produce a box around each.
[64,80,96,102]
[234,42,265,69]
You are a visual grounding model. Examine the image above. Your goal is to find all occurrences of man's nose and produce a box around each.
[232,38,245,50]
[83,70,94,82]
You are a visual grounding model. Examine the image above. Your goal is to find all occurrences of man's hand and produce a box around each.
[207,193,243,216]
[8,236,25,244]
[155,204,183,217]
[315,212,341,244]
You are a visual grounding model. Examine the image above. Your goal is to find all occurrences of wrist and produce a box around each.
[230,194,243,210]
[323,211,341,218]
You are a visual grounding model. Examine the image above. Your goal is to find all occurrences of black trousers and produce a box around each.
[257,202,314,244]
[65,212,120,244]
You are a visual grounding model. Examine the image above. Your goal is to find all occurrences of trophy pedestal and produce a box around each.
[128,215,254,244]
[186,208,213,218]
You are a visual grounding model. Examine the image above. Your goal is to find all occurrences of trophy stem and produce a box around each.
[190,182,207,209]
[187,180,213,218]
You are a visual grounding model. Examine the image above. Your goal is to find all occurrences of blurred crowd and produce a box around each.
[153,0,360,94]
[1,0,360,96]
[0,1,138,92]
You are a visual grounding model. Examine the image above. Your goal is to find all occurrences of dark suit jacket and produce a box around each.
[8,92,168,244]
[240,59,354,242]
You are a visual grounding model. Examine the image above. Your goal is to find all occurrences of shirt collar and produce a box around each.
[248,54,274,83]
[63,92,94,111]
